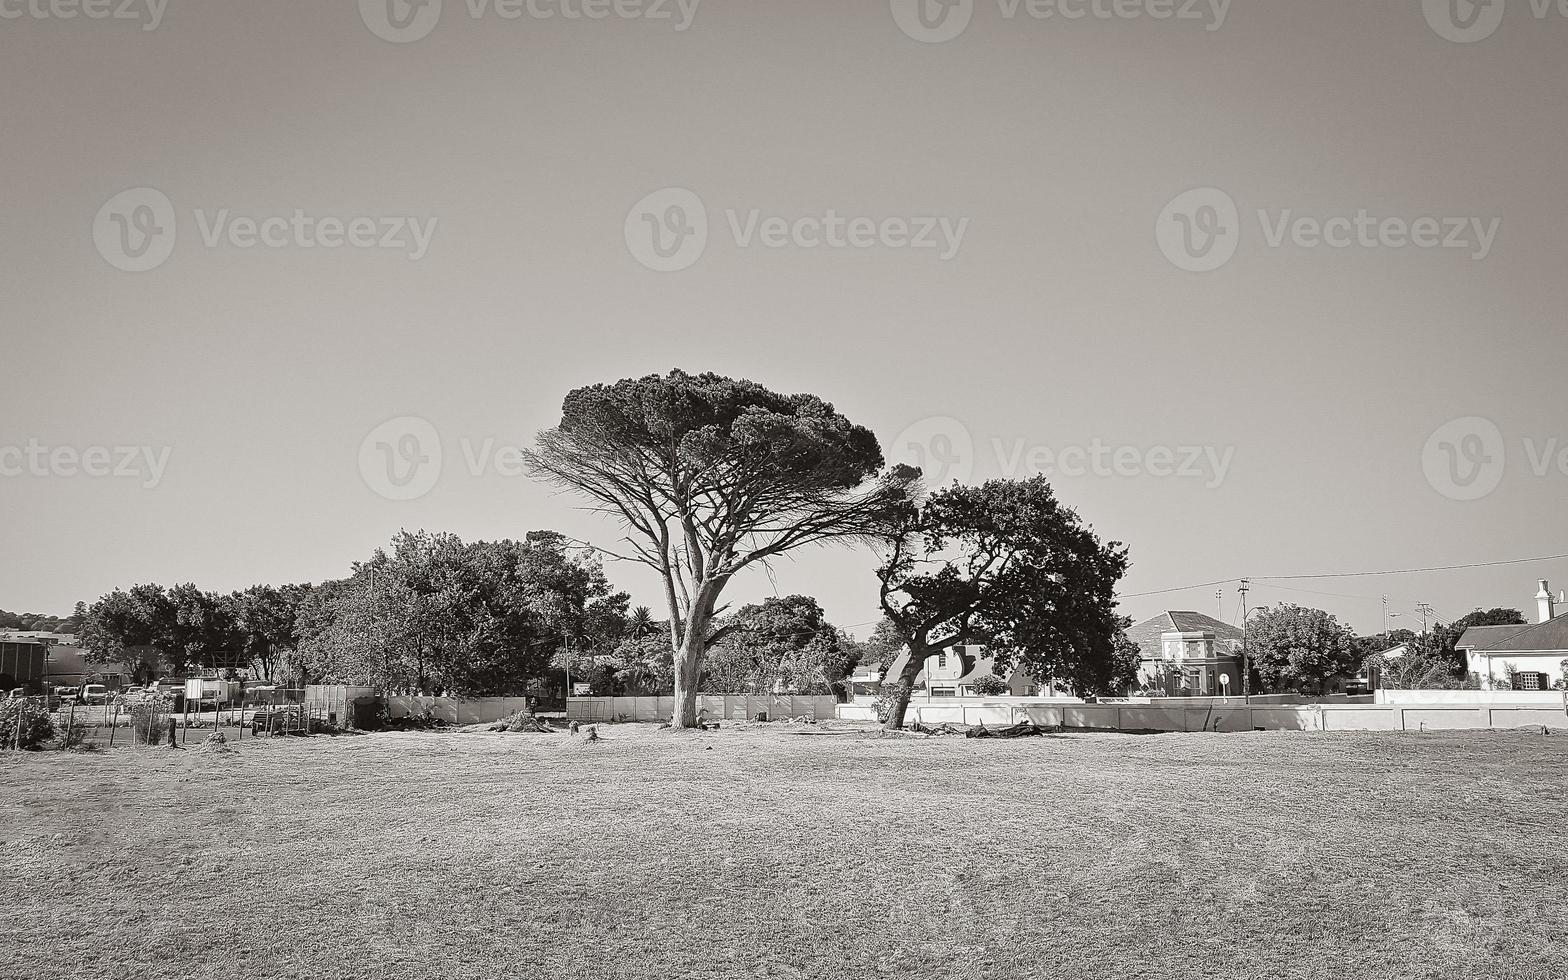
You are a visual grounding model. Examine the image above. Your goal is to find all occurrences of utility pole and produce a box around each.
[1417,602,1434,651]
[1216,588,1224,621]
[1382,595,1388,636]
[1239,578,1251,702]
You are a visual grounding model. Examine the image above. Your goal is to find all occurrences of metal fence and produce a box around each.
[2,695,363,752]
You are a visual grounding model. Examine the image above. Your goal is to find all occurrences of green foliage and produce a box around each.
[701,596,858,698]
[0,608,80,633]
[1365,646,1477,691]
[125,693,176,744]
[873,476,1130,725]
[293,530,628,696]
[525,369,917,726]
[970,675,1010,697]
[0,698,57,751]
[1247,604,1358,694]
[872,681,913,724]
[610,634,676,694]
[232,584,312,682]
[78,583,249,676]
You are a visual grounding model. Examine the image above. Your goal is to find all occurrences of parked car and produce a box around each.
[79,684,109,705]
[6,687,25,700]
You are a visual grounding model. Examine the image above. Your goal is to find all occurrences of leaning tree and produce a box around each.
[524,370,913,728]
[873,476,1133,730]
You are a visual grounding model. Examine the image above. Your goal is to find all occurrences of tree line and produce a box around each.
[50,370,1543,719]
[1242,603,1533,693]
[70,530,883,700]
[64,370,1141,725]
[0,609,81,634]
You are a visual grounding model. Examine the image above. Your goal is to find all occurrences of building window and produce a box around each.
[938,654,947,668]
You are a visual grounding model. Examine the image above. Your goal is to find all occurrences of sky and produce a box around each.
[2,0,1566,639]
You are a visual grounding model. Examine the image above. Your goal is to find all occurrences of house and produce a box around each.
[1359,644,1408,692]
[1457,581,1568,691]
[851,644,1056,698]
[1127,611,1244,697]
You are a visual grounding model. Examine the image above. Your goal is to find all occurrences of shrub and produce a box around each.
[129,695,175,745]
[0,698,57,751]
[971,675,1010,697]
[872,682,913,724]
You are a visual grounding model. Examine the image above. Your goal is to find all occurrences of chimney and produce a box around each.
[1536,580,1557,624]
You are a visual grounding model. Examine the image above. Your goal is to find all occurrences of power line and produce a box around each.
[1254,552,1568,582]
[1119,578,1234,600]
[1119,550,1568,600]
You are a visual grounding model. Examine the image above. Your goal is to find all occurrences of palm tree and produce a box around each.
[626,606,657,638]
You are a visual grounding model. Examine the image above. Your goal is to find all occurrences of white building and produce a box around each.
[1457,581,1568,691]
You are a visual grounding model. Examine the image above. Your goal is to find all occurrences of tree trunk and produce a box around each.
[669,610,711,729]
[881,644,931,731]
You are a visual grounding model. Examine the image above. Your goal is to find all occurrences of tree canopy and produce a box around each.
[524,369,914,727]
[1246,604,1359,693]
[700,595,861,700]
[294,530,627,695]
[873,476,1131,729]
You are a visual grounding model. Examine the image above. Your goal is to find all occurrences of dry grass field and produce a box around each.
[2,724,1565,980]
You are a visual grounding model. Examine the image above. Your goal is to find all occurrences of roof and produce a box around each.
[1463,614,1568,654]
[1455,623,1536,650]
[1127,611,1243,660]
[873,646,1015,687]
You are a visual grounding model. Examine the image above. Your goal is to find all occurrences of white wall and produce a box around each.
[1467,652,1567,690]
[568,695,840,723]
[386,696,532,725]
[1375,689,1565,705]
[843,697,1568,734]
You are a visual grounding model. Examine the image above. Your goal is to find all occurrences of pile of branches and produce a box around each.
[911,721,1058,739]
[477,711,557,734]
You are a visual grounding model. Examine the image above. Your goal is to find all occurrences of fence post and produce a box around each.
[109,703,120,749]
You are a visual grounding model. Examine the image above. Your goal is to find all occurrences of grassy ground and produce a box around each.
[2,724,1565,980]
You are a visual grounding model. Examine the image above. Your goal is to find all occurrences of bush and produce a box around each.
[0,698,57,751]
[971,675,1010,697]
[129,695,175,745]
[872,682,913,724]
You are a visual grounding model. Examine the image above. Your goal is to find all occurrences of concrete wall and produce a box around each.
[839,696,1568,733]
[568,694,839,724]
[1375,689,1565,705]
[386,695,533,725]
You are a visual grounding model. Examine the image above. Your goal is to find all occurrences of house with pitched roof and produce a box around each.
[1457,581,1568,691]
[1127,610,1244,697]
[849,644,1055,698]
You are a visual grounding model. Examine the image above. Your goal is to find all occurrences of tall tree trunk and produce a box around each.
[669,607,711,729]
[881,643,932,731]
